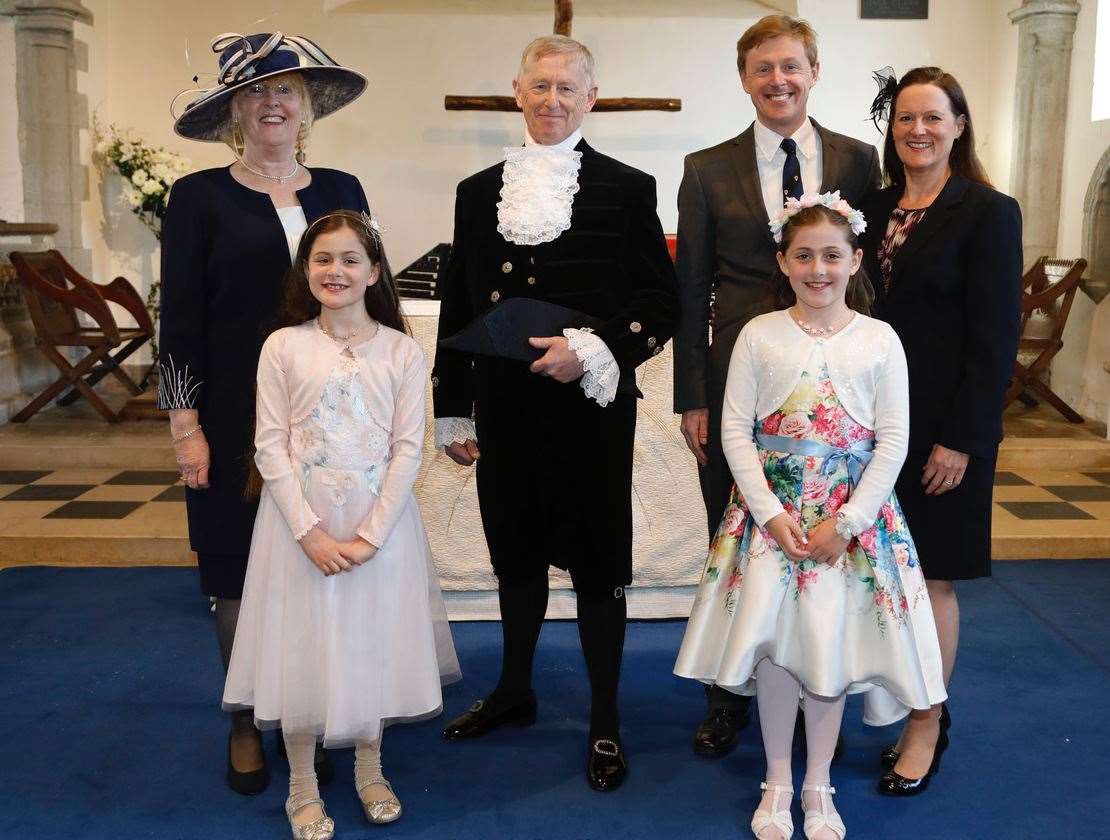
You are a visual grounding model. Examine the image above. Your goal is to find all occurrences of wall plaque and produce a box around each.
[861,0,928,19]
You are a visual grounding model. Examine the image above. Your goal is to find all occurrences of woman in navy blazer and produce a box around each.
[859,67,1022,796]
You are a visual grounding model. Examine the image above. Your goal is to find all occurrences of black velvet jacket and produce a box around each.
[431,141,678,585]
[860,176,1023,458]
[158,166,369,554]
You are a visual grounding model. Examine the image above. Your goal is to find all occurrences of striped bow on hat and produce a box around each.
[172,32,366,142]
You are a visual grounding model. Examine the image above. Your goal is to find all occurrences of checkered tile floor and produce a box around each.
[0,461,1105,528]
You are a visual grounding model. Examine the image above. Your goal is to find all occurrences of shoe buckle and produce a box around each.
[593,738,620,756]
[468,699,485,713]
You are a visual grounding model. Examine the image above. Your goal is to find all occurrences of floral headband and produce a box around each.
[768,191,867,244]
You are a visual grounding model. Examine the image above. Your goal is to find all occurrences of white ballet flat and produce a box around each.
[752,781,794,839]
[801,783,846,840]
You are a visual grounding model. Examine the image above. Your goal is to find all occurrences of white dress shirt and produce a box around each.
[753,117,823,220]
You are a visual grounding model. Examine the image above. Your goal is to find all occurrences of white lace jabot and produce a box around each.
[496,129,583,246]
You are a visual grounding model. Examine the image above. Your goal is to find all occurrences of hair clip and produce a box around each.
[869,66,898,134]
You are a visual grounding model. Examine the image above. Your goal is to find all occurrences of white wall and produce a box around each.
[76,0,1019,280]
[0,17,23,222]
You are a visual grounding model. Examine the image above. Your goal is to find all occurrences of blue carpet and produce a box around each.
[1,562,1107,839]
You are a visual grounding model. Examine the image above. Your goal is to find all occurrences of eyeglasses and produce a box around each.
[241,81,299,100]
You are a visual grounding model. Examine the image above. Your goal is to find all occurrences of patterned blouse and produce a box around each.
[877,207,927,292]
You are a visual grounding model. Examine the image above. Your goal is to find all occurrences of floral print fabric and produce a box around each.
[713,365,924,633]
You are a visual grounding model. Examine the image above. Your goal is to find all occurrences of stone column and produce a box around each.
[1008,0,1081,267]
[0,0,92,275]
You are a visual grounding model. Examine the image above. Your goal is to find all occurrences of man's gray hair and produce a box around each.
[518,35,597,89]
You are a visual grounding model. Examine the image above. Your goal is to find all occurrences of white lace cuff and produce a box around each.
[435,416,477,449]
[563,328,619,407]
[293,514,321,542]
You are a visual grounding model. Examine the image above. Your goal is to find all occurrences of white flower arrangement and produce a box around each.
[93,117,193,361]
[93,117,191,242]
[768,190,867,244]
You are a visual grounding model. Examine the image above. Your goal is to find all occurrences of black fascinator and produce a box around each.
[869,66,898,133]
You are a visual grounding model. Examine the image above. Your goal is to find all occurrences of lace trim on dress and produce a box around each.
[293,514,321,542]
[564,328,619,407]
[156,354,202,410]
[496,145,582,245]
[435,417,477,449]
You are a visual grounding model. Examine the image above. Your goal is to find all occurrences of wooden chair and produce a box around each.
[8,250,154,423]
[1003,256,1088,423]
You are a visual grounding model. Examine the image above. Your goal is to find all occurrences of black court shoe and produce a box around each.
[877,729,949,796]
[693,706,750,757]
[587,737,628,792]
[442,691,537,740]
[227,731,269,796]
[881,703,950,769]
[276,731,335,785]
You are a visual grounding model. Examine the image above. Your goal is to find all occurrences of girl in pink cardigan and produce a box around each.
[223,211,459,839]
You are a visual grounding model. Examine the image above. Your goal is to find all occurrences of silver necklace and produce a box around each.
[790,309,853,337]
[238,156,300,184]
[317,318,375,351]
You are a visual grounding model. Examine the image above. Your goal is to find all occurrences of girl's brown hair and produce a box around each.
[277,210,405,335]
[245,210,405,499]
[769,204,874,315]
[882,66,990,190]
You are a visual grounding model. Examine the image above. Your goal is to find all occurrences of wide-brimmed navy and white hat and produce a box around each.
[173,32,367,142]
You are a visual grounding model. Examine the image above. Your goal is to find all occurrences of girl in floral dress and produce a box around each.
[674,195,945,840]
[223,211,460,840]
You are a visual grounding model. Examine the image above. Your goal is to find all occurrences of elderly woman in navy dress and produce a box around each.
[159,31,370,794]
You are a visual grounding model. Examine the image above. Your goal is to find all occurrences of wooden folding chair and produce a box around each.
[8,250,154,423]
[1003,256,1088,423]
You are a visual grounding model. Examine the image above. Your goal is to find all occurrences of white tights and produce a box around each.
[283,732,386,818]
[755,658,846,840]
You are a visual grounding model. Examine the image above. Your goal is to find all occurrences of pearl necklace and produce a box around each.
[790,309,854,337]
[238,156,300,184]
[317,318,376,352]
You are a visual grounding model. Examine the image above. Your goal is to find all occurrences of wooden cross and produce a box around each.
[444,0,680,113]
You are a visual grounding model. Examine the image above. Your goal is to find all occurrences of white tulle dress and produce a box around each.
[223,320,460,747]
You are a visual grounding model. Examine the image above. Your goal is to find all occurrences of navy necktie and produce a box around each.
[781,137,803,203]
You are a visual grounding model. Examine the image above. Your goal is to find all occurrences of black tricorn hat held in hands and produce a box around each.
[438,297,641,397]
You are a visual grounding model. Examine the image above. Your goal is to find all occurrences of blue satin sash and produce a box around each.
[754,432,875,487]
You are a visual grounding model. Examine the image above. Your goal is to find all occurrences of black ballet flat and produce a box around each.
[880,703,951,769]
[276,731,335,785]
[586,736,628,792]
[226,731,269,796]
[877,729,949,796]
[441,691,537,740]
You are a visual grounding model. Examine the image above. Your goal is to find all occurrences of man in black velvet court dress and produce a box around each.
[432,35,678,792]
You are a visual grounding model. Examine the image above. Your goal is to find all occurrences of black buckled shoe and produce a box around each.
[226,731,269,796]
[693,707,750,757]
[880,703,950,770]
[877,729,949,797]
[276,730,335,785]
[586,737,627,792]
[442,692,537,740]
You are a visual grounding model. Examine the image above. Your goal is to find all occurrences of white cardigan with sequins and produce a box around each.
[720,309,910,537]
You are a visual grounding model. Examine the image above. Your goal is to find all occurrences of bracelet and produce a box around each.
[172,425,202,443]
[834,511,854,540]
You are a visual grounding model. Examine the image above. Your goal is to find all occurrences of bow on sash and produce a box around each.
[755,432,875,488]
